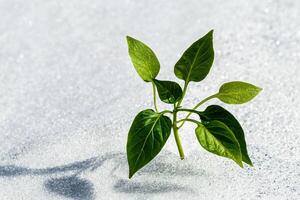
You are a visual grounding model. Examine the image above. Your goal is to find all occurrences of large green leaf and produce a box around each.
[152,79,183,104]
[217,81,262,104]
[174,30,214,83]
[127,109,172,178]
[126,36,160,82]
[199,105,252,165]
[195,120,243,167]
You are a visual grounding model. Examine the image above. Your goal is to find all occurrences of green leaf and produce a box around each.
[127,109,172,178]
[174,30,214,83]
[126,36,160,82]
[199,105,252,165]
[195,120,243,167]
[152,79,183,104]
[217,81,262,104]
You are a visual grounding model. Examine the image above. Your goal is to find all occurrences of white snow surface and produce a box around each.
[0,0,299,199]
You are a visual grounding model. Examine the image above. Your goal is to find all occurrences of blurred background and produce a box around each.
[0,0,299,199]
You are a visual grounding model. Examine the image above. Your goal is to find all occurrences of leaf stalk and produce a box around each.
[177,81,188,106]
[151,81,159,112]
[178,94,217,128]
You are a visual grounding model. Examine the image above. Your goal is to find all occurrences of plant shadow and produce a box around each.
[44,176,94,200]
[0,152,121,200]
[0,152,121,177]
[110,151,203,195]
[113,178,193,194]
[0,151,203,197]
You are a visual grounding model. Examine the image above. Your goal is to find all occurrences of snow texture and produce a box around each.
[0,0,299,199]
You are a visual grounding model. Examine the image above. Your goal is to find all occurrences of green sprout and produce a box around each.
[126,30,262,178]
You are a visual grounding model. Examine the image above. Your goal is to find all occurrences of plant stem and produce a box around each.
[177,118,200,125]
[151,81,158,112]
[178,94,218,128]
[172,82,189,160]
[177,108,200,114]
[172,108,184,160]
[159,110,173,115]
[177,81,188,107]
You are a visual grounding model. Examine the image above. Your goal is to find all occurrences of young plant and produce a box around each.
[126,30,262,178]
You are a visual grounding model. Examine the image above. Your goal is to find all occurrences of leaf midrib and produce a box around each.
[133,113,163,168]
[199,125,241,162]
[185,38,207,83]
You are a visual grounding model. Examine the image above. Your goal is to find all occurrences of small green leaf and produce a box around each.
[217,81,262,104]
[152,79,183,104]
[126,36,160,82]
[195,120,243,167]
[199,105,252,165]
[127,109,172,178]
[174,30,214,83]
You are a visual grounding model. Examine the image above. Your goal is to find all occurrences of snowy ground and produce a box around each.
[0,0,299,199]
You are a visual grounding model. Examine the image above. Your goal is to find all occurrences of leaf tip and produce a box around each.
[126,35,133,43]
[257,86,263,92]
[128,170,134,179]
[206,29,214,38]
[126,35,138,45]
[243,156,254,167]
[234,158,244,168]
[237,161,244,168]
[247,160,254,167]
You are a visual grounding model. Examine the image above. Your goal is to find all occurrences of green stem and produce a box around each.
[177,118,200,125]
[177,81,188,107]
[171,81,190,159]
[152,81,158,112]
[172,108,184,160]
[159,110,173,115]
[177,108,200,114]
[178,94,218,128]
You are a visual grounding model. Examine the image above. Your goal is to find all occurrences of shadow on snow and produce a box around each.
[0,151,199,198]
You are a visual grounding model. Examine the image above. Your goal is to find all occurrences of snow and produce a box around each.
[0,0,299,199]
